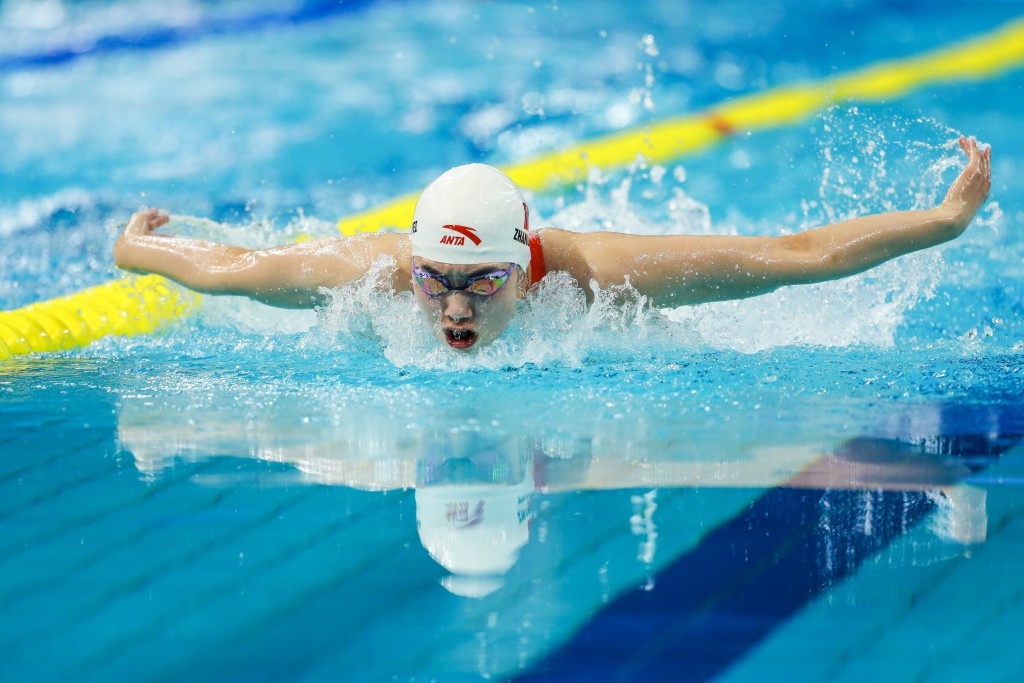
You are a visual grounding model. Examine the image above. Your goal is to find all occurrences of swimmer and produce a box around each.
[114,136,991,351]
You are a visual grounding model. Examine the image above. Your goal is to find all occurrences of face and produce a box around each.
[412,257,523,351]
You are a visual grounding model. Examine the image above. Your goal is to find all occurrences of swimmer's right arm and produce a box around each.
[113,209,411,308]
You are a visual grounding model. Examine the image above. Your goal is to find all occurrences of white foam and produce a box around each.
[311,263,697,371]
[310,247,939,367]
[0,188,95,236]
[665,251,942,353]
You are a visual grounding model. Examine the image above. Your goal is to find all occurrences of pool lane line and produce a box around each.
[518,488,940,683]
[515,405,1024,682]
[0,0,378,73]
[1,15,1023,362]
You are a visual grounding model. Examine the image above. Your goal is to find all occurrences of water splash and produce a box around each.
[312,266,698,371]
[665,250,942,352]
[629,33,659,114]
[102,108,977,365]
[545,160,712,236]
[805,106,961,226]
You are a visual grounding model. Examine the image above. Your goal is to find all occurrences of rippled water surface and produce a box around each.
[2,1,1023,681]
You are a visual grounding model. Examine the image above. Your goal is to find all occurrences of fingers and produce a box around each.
[958,135,980,169]
[125,208,170,235]
[959,135,974,156]
[979,146,992,202]
[956,135,992,186]
[941,135,993,219]
[151,210,170,229]
[970,139,991,191]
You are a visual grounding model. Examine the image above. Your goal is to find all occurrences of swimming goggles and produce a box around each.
[412,262,515,298]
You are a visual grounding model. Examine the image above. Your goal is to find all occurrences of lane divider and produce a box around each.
[338,15,1024,235]
[0,276,197,361]
[2,15,1023,361]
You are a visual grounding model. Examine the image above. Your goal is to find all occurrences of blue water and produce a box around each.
[2,1,1024,681]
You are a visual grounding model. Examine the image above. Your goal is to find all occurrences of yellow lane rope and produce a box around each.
[2,16,1023,361]
[337,15,1024,235]
[0,276,197,360]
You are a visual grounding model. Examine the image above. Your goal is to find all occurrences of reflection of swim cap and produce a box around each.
[411,164,531,270]
[415,475,533,598]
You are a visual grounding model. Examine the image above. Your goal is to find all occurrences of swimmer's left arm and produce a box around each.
[569,136,991,306]
[760,135,992,285]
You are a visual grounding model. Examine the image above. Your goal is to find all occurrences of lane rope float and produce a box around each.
[0,276,197,361]
[2,16,1023,362]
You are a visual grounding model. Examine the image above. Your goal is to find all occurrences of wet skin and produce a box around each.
[411,257,523,350]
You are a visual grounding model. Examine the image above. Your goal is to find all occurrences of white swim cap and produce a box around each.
[411,164,531,270]
[415,479,533,598]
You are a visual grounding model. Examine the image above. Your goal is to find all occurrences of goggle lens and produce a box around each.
[417,275,450,297]
[413,264,514,298]
[465,271,510,296]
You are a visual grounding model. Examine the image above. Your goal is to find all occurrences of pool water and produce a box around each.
[2,1,1024,681]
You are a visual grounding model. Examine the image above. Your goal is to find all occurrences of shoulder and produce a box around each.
[534,227,572,248]
[352,232,411,291]
[532,227,594,286]
[532,227,572,266]
[533,228,713,292]
[290,232,411,291]
[291,232,409,265]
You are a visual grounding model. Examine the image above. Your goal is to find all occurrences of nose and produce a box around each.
[442,292,474,322]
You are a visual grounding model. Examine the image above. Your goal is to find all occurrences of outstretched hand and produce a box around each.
[114,208,177,275]
[940,136,991,233]
[124,208,170,238]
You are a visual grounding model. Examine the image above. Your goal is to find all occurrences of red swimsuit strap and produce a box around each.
[528,231,547,286]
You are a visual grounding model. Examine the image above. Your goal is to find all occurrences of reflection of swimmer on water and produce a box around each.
[114,137,991,351]
[414,444,540,598]
[117,400,997,597]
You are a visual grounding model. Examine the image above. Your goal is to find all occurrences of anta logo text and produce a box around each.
[439,224,481,246]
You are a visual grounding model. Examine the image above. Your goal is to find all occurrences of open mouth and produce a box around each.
[444,328,478,349]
